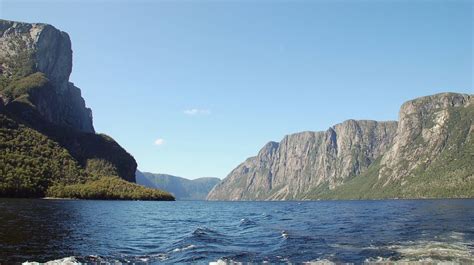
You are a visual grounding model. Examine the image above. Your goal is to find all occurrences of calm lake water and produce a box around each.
[0,199,473,264]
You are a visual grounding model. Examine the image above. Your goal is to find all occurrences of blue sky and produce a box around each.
[1,0,472,179]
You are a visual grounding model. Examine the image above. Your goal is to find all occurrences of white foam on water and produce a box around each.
[392,242,470,258]
[209,259,237,265]
[365,256,464,264]
[449,232,466,241]
[303,259,337,265]
[22,256,79,265]
[365,239,474,264]
[172,244,196,252]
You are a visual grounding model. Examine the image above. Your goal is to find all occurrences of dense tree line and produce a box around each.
[46,176,175,201]
[0,114,175,200]
[0,114,88,197]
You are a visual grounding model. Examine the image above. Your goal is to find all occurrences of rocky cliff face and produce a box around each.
[207,120,398,200]
[379,93,472,182]
[0,19,137,194]
[327,92,474,199]
[0,19,93,132]
[208,92,473,200]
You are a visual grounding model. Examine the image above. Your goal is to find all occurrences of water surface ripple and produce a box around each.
[0,199,473,264]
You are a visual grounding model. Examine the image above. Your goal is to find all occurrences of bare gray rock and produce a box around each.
[207,120,398,200]
[208,92,473,200]
[379,93,472,182]
[0,19,94,133]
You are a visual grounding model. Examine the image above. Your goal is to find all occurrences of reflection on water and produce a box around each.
[1,199,473,264]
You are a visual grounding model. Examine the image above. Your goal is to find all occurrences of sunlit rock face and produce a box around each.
[208,92,473,200]
[379,93,472,182]
[0,19,94,133]
[207,120,398,200]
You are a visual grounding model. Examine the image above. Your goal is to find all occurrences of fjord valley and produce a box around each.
[0,18,472,202]
[0,0,473,262]
[136,170,220,200]
[0,19,173,200]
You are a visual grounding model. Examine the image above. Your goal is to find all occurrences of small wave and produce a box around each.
[209,259,230,265]
[303,259,336,265]
[172,226,233,247]
[22,255,121,264]
[211,258,336,265]
[239,218,257,227]
[449,231,466,240]
[365,256,467,264]
[121,253,169,263]
[192,227,217,236]
[25,254,171,264]
[191,227,224,241]
[172,244,197,253]
[22,257,79,265]
[261,213,273,219]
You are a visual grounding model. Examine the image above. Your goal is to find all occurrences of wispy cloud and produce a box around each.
[183,108,211,116]
[154,138,165,146]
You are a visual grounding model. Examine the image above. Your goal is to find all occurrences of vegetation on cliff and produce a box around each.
[0,19,173,200]
[316,102,474,200]
[208,93,473,201]
[0,113,175,200]
[0,113,87,197]
[46,177,175,201]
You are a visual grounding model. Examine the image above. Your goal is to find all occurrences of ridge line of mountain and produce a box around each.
[207,92,473,200]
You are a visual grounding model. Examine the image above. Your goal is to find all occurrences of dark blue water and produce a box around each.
[0,199,473,264]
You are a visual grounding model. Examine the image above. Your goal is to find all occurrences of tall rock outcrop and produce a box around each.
[208,92,473,200]
[0,19,137,196]
[0,19,93,132]
[379,93,472,182]
[207,120,398,200]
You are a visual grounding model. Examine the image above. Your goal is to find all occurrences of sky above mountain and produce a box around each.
[1,0,472,179]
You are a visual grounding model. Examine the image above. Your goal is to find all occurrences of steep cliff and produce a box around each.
[325,93,473,199]
[379,93,472,182]
[207,93,473,200]
[0,20,93,132]
[207,120,398,200]
[0,19,141,197]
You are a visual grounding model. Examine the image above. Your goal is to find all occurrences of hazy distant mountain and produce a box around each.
[136,171,220,200]
[208,93,473,200]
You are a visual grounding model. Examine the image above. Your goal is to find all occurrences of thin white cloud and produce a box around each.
[154,138,165,146]
[183,108,211,116]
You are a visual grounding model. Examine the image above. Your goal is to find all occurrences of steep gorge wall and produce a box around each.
[207,120,398,200]
[208,93,473,200]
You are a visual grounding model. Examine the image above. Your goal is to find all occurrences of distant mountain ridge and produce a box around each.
[207,92,473,200]
[136,171,220,200]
